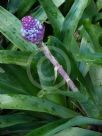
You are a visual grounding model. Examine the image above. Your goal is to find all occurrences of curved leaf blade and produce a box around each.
[0,94,78,118]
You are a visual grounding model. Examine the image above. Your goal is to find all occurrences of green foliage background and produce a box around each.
[0,0,102,135]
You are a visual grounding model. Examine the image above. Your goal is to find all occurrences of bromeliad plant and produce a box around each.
[0,0,102,136]
[21,15,78,92]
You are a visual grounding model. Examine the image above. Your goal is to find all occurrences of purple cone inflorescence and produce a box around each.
[21,16,45,44]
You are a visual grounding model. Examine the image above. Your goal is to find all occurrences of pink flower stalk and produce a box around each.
[21,16,78,92]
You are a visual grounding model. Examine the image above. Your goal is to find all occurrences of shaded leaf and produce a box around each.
[61,0,88,48]
[0,94,78,118]
[38,0,64,36]
[55,127,102,136]
[0,113,34,128]
[17,0,36,17]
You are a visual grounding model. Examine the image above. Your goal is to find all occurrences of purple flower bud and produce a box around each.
[21,16,45,44]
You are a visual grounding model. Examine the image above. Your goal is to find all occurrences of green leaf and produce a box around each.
[25,116,102,136]
[37,58,54,89]
[78,25,95,76]
[46,116,102,135]
[81,20,102,116]
[32,0,65,23]
[17,0,36,17]
[7,0,21,13]
[0,65,39,95]
[8,0,36,17]
[37,58,63,104]
[32,7,48,22]
[53,0,65,7]
[75,52,102,65]
[0,50,65,99]
[0,113,34,128]
[95,12,102,22]
[82,0,97,21]
[78,38,92,76]
[89,64,102,115]
[38,0,64,36]
[0,80,25,94]
[97,0,102,11]
[61,0,74,15]
[0,94,78,118]
[0,50,32,66]
[0,65,26,94]
[61,0,88,48]
[83,19,102,51]
[55,127,102,136]
[25,119,66,136]
[43,89,100,118]
[0,121,46,135]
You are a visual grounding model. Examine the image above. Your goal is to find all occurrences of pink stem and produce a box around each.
[39,42,78,92]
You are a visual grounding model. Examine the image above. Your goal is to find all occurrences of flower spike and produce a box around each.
[21,16,45,44]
